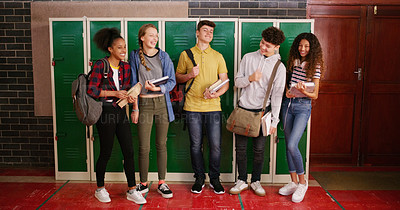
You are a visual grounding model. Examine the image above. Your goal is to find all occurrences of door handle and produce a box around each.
[354,68,362,80]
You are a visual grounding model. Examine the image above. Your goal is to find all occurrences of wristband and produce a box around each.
[132,109,139,112]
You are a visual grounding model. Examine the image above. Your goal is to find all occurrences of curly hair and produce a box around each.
[261,27,285,46]
[287,33,324,79]
[93,27,123,54]
[138,24,158,71]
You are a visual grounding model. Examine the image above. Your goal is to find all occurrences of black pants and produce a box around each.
[235,129,266,183]
[96,103,135,187]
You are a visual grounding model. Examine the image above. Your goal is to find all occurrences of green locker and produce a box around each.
[52,21,86,171]
[165,21,197,172]
[209,21,235,173]
[240,21,274,175]
[241,22,274,57]
[275,21,311,176]
[89,20,125,173]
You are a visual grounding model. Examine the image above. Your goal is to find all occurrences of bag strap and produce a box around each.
[100,58,110,79]
[262,59,281,111]
[184,49,196,94]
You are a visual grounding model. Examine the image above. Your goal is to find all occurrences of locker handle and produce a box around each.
[52,57,64,61]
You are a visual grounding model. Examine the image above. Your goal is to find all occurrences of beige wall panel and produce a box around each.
[32,2,188,116]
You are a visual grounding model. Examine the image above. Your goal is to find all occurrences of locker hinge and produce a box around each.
[82,32,85,38]
[374,6,378,15]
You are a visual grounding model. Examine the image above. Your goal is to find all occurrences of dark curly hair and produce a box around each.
[287,33,324,79]
[261,26,285,45]
[93,27,123,54]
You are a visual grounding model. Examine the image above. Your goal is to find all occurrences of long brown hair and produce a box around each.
[138,24,158,71]
[287,33,324,79]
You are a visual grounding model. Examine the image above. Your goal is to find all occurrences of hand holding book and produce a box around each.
[117,83,142,108]
[289,82,315,98]
[203,79,230,99]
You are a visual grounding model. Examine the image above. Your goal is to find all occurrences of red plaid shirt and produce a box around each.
[87,58,131,105]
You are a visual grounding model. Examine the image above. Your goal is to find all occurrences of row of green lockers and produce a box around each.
[51,19,311,178]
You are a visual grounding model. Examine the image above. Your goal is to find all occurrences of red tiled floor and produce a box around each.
[0,182,65,210]
[0,168,54,176]
[329,190,400,210]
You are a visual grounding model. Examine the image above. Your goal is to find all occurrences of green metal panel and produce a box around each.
[210,21,235,173]
[165,21,197,172]
[52,21,86,171]
[241,22,274,58]
[279,22,312,67]
[276,122,307,174]
[90,21,124,172]
[275,22,311,175]
[127,21,159,55]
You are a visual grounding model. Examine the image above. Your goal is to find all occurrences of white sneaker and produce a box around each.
[279,182,298,196]
[250,181,265,197]
[127,189,147,205]
[229,180,248,194]
[292,180,308,203]
[95,188,111,203]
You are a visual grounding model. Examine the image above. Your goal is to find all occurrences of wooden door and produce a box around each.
[362,6,400,165]
[307,5,366,165]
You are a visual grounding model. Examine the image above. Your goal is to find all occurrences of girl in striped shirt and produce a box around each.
[278,33,324,203]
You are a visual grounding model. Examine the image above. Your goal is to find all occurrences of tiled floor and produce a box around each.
[0,167,399,209]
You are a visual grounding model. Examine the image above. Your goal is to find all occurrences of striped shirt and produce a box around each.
[290,59,321,86]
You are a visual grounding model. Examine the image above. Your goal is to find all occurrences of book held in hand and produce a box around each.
[149,76,169,86]
[208,79,230,94]
[116,82,142,108]
[289,82,315,98]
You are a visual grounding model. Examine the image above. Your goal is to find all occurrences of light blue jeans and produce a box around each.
[280,97,311,175]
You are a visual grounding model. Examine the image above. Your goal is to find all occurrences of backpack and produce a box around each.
[170,49,196,129]
[71,58,109,127]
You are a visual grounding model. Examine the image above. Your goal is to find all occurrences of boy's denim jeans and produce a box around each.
[186,111,222,180]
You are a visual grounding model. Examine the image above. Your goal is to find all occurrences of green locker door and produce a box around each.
[165,21,197,172]
[126,20,160,173]
[90,20,125,172]
[210,21,235,173]
[52,21,86,171]
[240,21,274,175]
[276,22,311,175]
[241,22,274,58]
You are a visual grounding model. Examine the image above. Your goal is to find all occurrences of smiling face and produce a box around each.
[108,38,126,61]
[259,38,279,57]
[298,39,310,59]
[196,25,214,44]
[140,27,158,49]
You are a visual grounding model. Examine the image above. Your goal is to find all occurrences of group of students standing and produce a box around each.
[87,20,324,205]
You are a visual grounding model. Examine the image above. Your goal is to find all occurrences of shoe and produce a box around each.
[136,183,149,194]
[157,183,173,199]
[292,180,308,203]
[279,182,298,196]
[127,189,147,205]
[210,178,225,194]
[250,181,265,197]
[191,177,205,194]
[95,188,111,203]
[229,180,248,194]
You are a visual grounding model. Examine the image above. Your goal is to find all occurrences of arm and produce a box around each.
[175,51,199,83]
[158,52,177,93]
[235,54,251,88]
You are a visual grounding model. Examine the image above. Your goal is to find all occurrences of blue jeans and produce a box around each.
[186,111,222,180]
[280,98,311,175]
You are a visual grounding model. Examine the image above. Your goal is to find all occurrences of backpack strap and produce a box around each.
[100,58,110,79]
[184,49,196,93]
